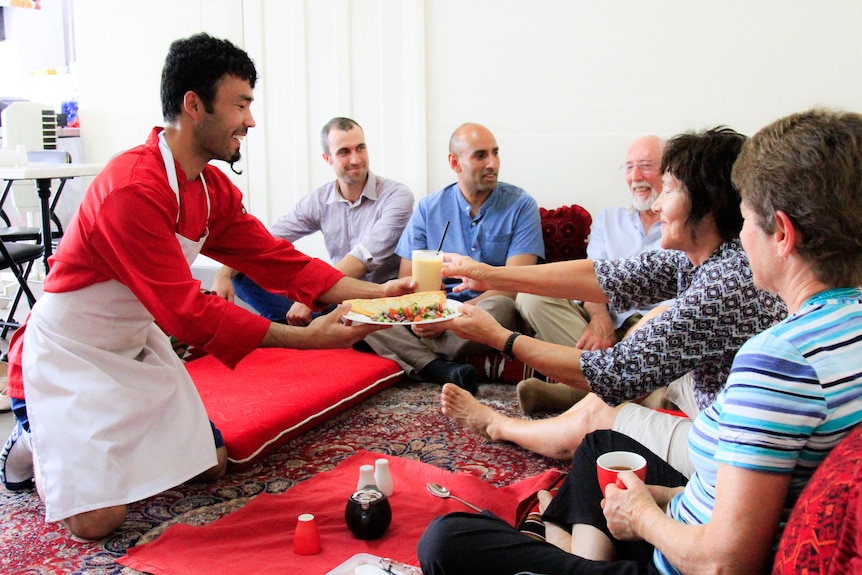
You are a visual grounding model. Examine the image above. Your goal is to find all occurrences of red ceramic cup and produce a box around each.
[596,451,647,495]
[294,513,322,555]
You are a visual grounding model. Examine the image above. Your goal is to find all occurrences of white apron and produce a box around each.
[24,133,217,522]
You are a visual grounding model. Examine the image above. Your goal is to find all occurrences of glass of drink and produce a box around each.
[412,250,444,293]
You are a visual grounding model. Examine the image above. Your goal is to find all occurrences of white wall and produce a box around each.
[72,0,862,233]
[424,0,862,215]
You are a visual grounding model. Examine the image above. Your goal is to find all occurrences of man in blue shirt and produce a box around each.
[365,123,544,394]
[212,117,415,324]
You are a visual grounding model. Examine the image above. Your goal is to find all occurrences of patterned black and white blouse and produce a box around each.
[582,239,787,410]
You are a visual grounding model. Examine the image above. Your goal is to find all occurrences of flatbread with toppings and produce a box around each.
[344,290,454,323]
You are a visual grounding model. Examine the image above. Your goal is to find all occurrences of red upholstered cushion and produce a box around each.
[540,204,592,262]
[188,348,403,467]
[773,423,862,574]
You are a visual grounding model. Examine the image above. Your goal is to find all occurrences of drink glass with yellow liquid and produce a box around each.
[412,250,444,293]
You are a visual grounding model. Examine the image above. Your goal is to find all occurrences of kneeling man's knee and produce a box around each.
[63,505,127,540]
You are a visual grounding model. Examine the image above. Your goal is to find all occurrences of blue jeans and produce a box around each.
[232,274,335,323]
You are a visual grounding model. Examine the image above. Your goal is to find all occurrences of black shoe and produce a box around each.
[419,359,478,395]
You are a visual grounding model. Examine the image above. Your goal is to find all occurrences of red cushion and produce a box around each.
[773,423,862,574]
[540,204,592,262]
[188,348,403,467]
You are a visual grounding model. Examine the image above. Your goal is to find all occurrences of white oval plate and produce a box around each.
[343,299,462,325]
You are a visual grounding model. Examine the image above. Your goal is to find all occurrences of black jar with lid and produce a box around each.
[345,485,392,539]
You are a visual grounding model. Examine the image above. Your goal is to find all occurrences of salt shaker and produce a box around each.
[357,464,376,490]
[374,458,393,496]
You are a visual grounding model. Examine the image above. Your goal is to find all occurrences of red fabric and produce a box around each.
[539,204,592,262]
[190,348,403,466]
[656,408,688,418]
[119,450,563,575]
[772,423,862,574]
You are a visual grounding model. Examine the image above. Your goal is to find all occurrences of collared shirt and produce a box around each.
[269,172,415,283]
[587,205,664,327]
[396,181,544,301]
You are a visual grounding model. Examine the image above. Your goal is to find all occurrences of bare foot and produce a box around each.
[537,489,572,551]
[440,383,507,440]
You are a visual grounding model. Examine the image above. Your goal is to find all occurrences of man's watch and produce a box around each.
[502,331,521,361]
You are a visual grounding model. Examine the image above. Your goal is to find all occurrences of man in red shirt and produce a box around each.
[0,33,411,540]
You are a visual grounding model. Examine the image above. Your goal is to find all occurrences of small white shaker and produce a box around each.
[374,458,393,496]
[357,464,376,490]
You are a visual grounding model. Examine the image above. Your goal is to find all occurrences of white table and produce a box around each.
[0,162,104,272]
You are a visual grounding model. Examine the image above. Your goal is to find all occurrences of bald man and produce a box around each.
[364,123,545,394]
[516,136,669,412]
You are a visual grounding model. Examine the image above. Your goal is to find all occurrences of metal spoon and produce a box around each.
[426,482,483,512]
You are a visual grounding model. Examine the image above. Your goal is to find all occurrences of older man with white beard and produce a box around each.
[515,135,668,413]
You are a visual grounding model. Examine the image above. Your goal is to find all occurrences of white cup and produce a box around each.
[412,250,444,293]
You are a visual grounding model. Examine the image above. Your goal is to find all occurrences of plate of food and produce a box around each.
[342,290,461,325]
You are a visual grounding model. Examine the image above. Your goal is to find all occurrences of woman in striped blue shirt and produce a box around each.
[418,108,862,575]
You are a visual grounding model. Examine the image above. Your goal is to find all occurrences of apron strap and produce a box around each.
[158,130,212,230]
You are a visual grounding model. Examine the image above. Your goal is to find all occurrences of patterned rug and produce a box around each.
[0,382,567,575]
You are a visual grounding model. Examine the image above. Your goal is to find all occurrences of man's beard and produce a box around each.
[631,186,657,212]
[229,151,243,175]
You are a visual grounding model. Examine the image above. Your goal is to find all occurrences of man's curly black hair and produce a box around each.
[160,33,258,122]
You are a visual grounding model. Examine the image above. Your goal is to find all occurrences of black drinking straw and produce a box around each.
[436,221,450,254]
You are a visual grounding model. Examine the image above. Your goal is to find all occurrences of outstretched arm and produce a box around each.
[443,254,609,303]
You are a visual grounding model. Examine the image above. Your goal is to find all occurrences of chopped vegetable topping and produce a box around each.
[371,302,454,323]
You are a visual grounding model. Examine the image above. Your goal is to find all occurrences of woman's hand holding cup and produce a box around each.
[596,451,647,495]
